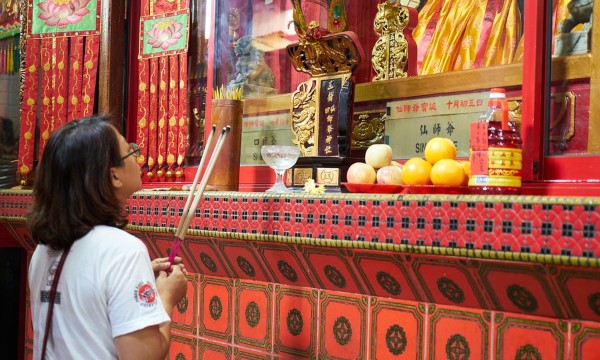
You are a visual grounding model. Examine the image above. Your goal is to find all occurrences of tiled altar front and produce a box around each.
[2,190,600,359]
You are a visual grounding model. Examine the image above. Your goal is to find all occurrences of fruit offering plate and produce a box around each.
[341,182,404,194]
[401,185,471,194]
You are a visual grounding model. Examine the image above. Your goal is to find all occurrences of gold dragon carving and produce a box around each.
[372,1,412,81]
[290,80,318,156]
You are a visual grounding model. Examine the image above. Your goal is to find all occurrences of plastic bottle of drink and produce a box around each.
[469,88,522,194]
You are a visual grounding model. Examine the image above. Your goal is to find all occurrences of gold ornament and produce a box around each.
[372,1,416,81]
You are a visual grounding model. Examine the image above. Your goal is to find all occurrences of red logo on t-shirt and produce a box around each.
[135,282,156,306]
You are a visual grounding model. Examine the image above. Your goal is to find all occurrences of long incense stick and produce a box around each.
[167,126,231,265]
[175,124,216,239]
[177,126,230,236]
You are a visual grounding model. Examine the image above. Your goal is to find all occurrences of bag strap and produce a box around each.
[40,244,72,360]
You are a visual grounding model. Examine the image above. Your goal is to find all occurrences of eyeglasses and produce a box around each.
[121,143,141,160]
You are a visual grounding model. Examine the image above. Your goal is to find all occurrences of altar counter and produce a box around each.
[3,189,600,358]
[4,189,598,261]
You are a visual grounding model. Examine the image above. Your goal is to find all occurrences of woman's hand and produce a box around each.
[151,256,188,278]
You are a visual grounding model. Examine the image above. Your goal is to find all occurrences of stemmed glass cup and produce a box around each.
[261,145,301,193]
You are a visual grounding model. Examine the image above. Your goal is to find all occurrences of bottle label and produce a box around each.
[488,147,522,176]
[470,122,489,151]
[469,175,522,187]
[469,147,522,188]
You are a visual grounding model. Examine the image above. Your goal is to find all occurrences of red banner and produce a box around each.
[17,1,102,184]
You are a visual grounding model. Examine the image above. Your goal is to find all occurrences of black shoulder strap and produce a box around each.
[40,244,72,360]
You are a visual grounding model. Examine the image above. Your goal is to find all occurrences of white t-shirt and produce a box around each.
[29,225,170,360]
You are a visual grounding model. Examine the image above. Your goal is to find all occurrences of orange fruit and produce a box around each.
[430,159,465,186]
[459,160,471,186]
[424,137,457,164]
[401,157,432,185]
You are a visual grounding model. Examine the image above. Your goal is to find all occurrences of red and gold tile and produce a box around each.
[168,335,195,360]
[319,290,368,360]
[494,314,567,359]
[183,236,233,277]
[370,297,425,359]
[409,255,487,307]
[255,242,317,288]
[197,339,232,359]
[299,245,366,294]
[548,265,600,321]
[352,250,426,301]
[273,285,318,358]
[171,274,198,336]
[198,275,234,343]
[427,304,491,360]
[233,347,273,359]
[217,240,272,282]
[234,280,273,352]
[570,320,600,360]
[475,261,565,318]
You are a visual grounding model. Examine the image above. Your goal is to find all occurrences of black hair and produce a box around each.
[27,115,128,249]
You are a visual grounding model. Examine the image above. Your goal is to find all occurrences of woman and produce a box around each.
[27,115,188,359]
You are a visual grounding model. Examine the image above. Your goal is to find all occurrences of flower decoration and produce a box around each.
[146,19,183,51]
[37,0,91,29]
[303,179,325,194]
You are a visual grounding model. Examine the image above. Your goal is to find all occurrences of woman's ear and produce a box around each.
[110,167,123,189]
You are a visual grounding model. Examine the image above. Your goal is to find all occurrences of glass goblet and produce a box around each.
[261,145,301,193]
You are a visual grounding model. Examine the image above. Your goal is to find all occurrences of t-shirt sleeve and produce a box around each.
[104,241,170,338]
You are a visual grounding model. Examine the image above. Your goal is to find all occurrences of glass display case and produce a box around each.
[198,0,600,194]
[119,0,600,193]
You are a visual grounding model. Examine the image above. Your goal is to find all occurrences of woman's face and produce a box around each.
[111,128,142,203]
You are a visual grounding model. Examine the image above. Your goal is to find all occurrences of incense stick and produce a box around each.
[175,124,216,239]
[213,85,242,101]
[167,126,231,265]
[177,126,230,236]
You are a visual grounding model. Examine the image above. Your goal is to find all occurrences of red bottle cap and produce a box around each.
[489,88,506,99]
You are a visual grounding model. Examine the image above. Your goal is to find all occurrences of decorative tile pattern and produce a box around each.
[4,191,600,358]
[5,221,35,252]
[233,347,273,359]
[570,320,600,360]
[255,242,316,288]
[218,240,272,282]
[0,190,33,218]
[171,274,198,336]
[495,314,567,359]
[319,290,368,359]
[273,285,318,358]
[549,265,600,321]
[475,261,564,318]
[3,191,600,265]
[168,335,196,360]
[198,275,234,342]
[300,246,366,294]
[148,232,190,269]
[352,251,426,301]
[409,255,487,308]
[183,237,233,277]
[428,305,491,360]
[234,280,273,352]
[197,340,232,360]
[369,298,425,359]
